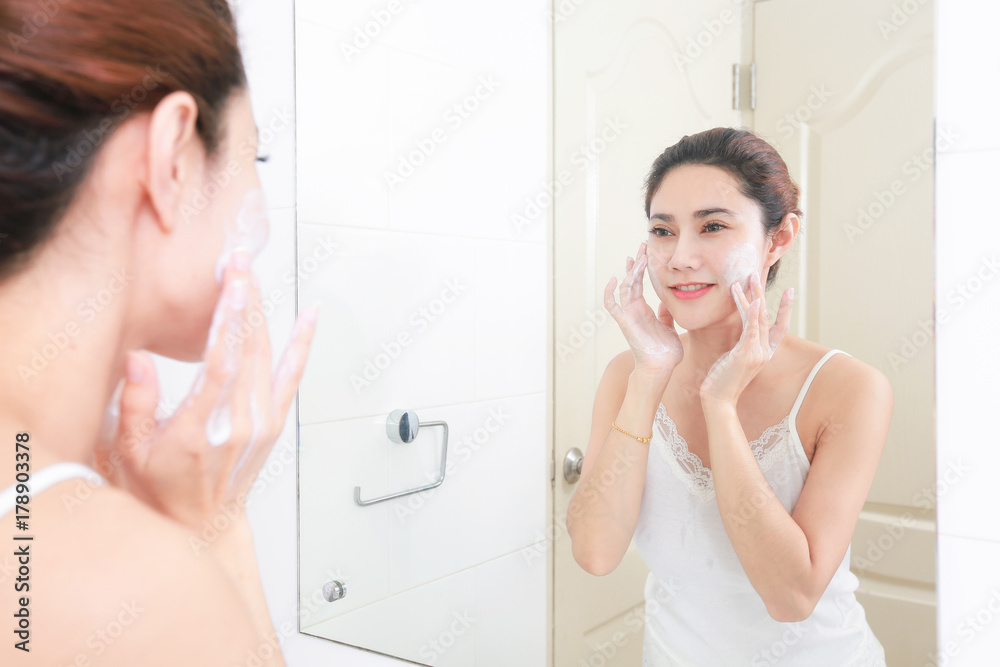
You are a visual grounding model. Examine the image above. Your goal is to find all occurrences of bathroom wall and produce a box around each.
[291,0,550,662]
[934,1,1000,665]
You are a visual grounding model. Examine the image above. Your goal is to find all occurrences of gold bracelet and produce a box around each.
[611,421,651,444]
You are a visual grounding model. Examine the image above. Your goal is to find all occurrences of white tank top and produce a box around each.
[634,349,887,666]
[0,462,106,518]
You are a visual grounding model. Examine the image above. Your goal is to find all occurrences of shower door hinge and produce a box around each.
[731,64,740,110]
[732,63,757,111]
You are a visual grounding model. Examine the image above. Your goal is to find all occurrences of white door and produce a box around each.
[553,1,740,664]
[752,1,936,664]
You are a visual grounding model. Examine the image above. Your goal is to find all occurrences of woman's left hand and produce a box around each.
[699,272,794,405]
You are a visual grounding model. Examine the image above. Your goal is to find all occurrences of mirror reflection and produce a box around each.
[296,0,936,665]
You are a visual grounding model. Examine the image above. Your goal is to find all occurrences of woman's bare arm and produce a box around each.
[566,352,666,575]
[705,356,891,621]
[567,242,682,575]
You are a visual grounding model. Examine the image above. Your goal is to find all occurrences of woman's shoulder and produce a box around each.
[12,480,257,665]
[782,335,893,412]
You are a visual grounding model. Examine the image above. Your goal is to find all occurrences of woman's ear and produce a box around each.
[142,91,202,235]
[765,212,799,267]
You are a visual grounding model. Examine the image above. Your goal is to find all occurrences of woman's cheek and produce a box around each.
[721,241,759,295]
[646,253,669,301]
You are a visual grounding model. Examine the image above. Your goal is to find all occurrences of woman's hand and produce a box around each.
[699,272,793,405]
[93,251,319,531]
[604,241,684,378]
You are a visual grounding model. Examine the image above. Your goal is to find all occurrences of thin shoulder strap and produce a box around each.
[788,349,851,424]
[0,462,106,517]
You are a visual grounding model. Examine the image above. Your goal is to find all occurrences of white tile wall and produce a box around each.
[386,395,546,593]
[296,223,477,425]
[936,536,1000,665]
[935,0,1000,153]
[306,543,548,667]
[293,0,551,664]
[935,1,1000,664]
[294,19,391,230]
[311,568,479,667]
[934,149,1000,544]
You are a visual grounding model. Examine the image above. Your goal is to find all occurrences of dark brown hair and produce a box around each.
[644,127,801,289]
[0,0,247,281]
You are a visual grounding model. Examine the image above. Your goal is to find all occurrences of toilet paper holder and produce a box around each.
[354,409,449,507]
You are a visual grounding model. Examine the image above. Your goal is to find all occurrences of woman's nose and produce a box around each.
[666,233,700,271]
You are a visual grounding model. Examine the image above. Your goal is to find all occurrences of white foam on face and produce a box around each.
[214,188,270,284]
[721,241,759,297]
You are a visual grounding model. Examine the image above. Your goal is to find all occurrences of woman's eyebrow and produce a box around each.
[649,207,736,222]
[695,207,736,217]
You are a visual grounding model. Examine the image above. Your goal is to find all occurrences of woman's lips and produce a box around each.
[670,284,714,300]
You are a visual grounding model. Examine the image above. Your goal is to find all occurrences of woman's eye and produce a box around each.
[256,154,270,163]
[705,221,725,232]
[648,227,671,237]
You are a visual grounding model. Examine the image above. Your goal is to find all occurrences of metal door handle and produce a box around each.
[563,447,584,483]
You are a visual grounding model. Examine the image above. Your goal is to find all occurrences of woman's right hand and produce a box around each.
[94,251,319,532]
[604,241,683,377]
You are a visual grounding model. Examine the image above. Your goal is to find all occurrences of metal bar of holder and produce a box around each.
[354,410,449,507]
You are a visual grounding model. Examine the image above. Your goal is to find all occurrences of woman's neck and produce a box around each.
[678,309,745,377]
[0,245,133,479]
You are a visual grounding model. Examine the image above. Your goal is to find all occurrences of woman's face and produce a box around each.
[645,163,769,331]
[147,89,269,361]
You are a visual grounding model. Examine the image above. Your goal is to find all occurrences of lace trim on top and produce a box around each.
[652,403,792,503]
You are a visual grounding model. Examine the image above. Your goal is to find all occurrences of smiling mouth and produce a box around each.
[671,283,714,292]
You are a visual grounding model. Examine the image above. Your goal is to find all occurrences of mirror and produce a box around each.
[295,1,936,665]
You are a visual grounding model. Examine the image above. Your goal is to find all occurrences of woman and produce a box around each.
[0,1,314,665]
[566,128,891,665]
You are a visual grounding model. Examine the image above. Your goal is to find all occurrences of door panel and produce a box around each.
[752,1,936,664]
